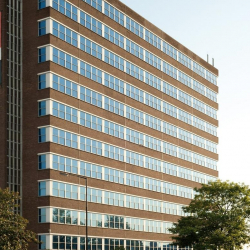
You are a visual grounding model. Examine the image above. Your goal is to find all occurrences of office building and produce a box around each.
[0,0,219,249]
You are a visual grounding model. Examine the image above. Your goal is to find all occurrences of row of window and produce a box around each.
[38,48,218,136]
[38,0,218,86]
[39,153,215,191]
[39,234,183,250]
[38,81,218,169]
[38,126,217,171]
[39,207,173,234]
[39,38,217,121]
[38,152,192,199]
[39,73,217,144]
[39,17,217,104]
[39,134,195,198]
[38,7,218,103]
[40,19,217,117]
[64,99,215,152]
[39,99,217,154]
[90,0,218,85]
[38,180,187,216]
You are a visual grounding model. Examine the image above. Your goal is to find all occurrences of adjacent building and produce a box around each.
[0,0,219,249]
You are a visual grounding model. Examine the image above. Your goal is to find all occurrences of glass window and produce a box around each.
[38,101,46,116]
[38,20,46,36]
[38,155,46,169]
[38,0,46,9]
[38,208,46,223]
[38,182,46,196]
[38,48,46,63]
[39,235,46,249]
[38,74,46,89]
[38,128,46,142]
[52,208,59,222]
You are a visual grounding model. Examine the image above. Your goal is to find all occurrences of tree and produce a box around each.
[114,247,125,250]
[0,188,39,250]
[169,180,250,250]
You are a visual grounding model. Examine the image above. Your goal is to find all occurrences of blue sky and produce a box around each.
[121,0,250,185]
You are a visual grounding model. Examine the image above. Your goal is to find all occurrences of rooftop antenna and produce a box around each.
[212,58,214,66]
[207,54,209,63]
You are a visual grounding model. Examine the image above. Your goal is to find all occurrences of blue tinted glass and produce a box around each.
[39,128,46,142]
[39,20,46,36]
[39,101,46,116]
[39,155,46,169]
[72,6,77,21]
[38,74,46,89]
[39,182,46,196]
[39,48,46,63]
[39,235,46,249]
[38,0,46,9]
[39,208,46,223]
[72,83,77,97]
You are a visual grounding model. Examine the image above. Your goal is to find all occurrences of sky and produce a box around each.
[121,0,250,185]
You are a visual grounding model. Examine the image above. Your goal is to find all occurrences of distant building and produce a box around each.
[0,0,219,249]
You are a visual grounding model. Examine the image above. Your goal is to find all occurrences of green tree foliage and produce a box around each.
[0,188,38,250]
[170,180,250,250]
[114,247,126,250]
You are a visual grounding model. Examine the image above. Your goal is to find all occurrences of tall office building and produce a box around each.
[0,0,219,249]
